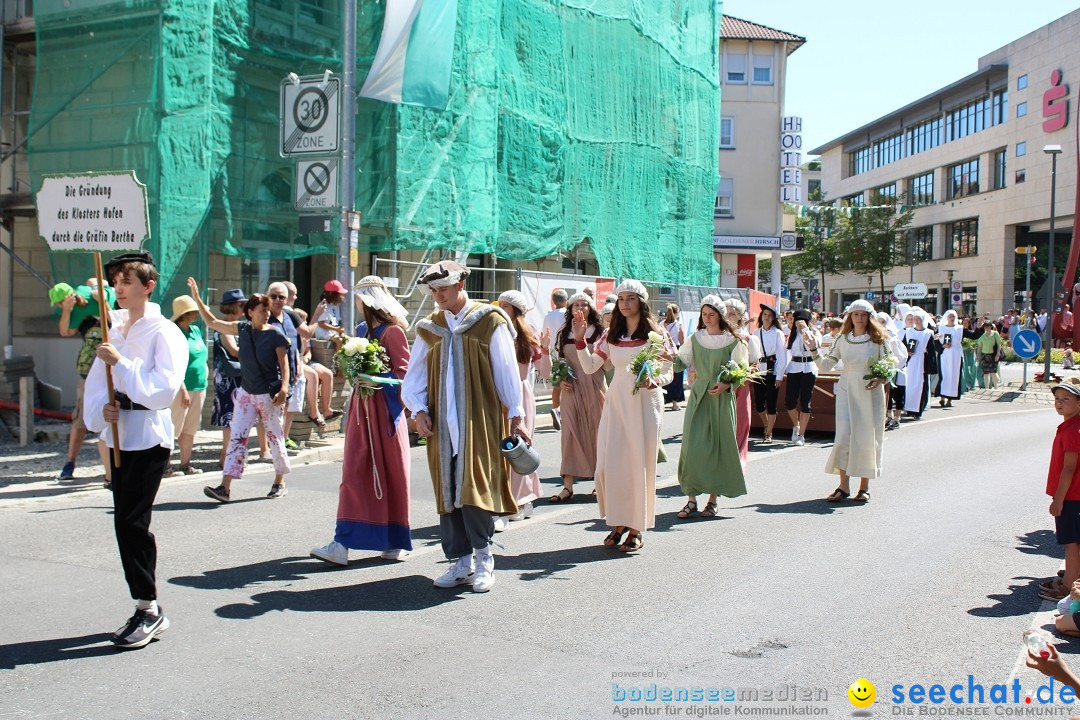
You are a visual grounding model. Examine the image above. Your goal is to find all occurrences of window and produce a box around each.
[1018,74,1028,90]
[992,89,1008,125]
[873,132,905,169]
[752,55,773,84]
[947,158,980,199]
[844,192,865,207]
[906,116,942,157]
[1015,168,1026,184]
[849,146,873,176]
[715,178,733,218]
[720,117,734,148]
[1016,141,1027,156]
[871,183,896,204]
[909,226,933,262]
[993,149,1007,190]
[725,54,746,83]
[947,219,978,257]
[807,179,821,200]
[1017,101,1027,118]
[908,172,934,206]
[945,97,991,142]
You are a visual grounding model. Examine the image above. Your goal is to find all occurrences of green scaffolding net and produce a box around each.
[31,0,720,299]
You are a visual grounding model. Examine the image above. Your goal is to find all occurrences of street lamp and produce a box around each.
[1044,144,1063,382]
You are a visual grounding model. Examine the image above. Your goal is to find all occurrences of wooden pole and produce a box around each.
[94,252,121,467]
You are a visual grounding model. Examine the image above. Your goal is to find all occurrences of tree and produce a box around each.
[835,194,914,305]
[784,188,838,311]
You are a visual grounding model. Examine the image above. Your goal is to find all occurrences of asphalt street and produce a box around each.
[0,397,1071,718]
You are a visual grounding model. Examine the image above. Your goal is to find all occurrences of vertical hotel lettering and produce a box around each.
[780,117,802,202]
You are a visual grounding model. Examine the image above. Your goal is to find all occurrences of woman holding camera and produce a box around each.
[753,304,788,444]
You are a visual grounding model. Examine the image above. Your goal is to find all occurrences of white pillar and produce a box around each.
[771,251,782,297]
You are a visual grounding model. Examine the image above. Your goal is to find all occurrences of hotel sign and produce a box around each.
[780,116,802,203]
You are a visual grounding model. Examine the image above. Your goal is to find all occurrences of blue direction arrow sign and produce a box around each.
[1012,328,1042,359]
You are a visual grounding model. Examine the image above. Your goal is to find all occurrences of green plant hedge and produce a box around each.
[1001,347,1066,364]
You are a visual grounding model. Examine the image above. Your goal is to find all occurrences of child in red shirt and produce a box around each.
[1042,378,1080,606]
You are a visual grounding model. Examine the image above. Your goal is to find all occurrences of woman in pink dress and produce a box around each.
[548,293,607,503]
[493,291,551,530]
[310,277,412,566]
[724,299,756,469]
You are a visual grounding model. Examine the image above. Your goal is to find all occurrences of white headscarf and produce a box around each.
[600,303,614,316]
[700,294,726,316]
[614,279,648,301]
[568,291,594,308]
[896,303,912,322]
[847,299,875,314]
[941,310,958,326]
[497,290,529,315]
[875,311,898,335]
[353,276,408,321]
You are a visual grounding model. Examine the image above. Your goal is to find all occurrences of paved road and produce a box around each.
[0,398,1069,717]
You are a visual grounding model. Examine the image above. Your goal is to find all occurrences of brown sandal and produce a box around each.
[618,533,643,552]
[701,501,718,518]
[548,487,574,503]
[852,490,870,503]
[826,488,849,503]
[677,499,698,519]
[604,526,627,547]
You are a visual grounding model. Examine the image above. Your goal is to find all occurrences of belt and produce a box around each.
[114,392,150,411]
[791,355,813,363]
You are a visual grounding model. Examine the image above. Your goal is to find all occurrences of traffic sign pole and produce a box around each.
[339,0,357,333]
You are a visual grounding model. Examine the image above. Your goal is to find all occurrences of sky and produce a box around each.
[718,0,1080,154]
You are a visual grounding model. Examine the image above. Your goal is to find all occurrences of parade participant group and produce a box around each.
[61,252,1043,649]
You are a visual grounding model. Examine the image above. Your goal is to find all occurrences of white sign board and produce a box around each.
[37,171,149,251]
[281,76,340,156]
[295,158,339,211]
[893,282,928,300]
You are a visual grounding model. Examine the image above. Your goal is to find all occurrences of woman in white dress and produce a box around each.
[819,300,894,503]
[934,310,964,408]
[573,280,672,552]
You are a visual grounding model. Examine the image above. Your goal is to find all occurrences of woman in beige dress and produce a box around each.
[573,280,672,552]
[548,293,606,503]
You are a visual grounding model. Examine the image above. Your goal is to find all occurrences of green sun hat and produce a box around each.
[49,283,75,306]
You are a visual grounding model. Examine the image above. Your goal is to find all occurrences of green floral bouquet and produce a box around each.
[961,337,977,352]
[863,354,899,388]
[715,360,764,389]
[550,357,575,386]
[335,336,400,397]
[627,330,674,394]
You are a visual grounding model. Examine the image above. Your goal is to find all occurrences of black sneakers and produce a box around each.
[112,608,169,649]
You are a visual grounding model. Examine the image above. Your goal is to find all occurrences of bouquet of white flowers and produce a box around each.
[626,330,674,395]
[714,360,764,389]
[863,353,899,389]
[335,336,400,397]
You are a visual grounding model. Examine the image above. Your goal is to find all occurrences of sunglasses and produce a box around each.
[269,294,287,300]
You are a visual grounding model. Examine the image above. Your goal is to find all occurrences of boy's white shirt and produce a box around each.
[84,302,188,451]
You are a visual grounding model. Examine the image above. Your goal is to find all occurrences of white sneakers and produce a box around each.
[310,541,411,565]
[493,517,510,532]
[472,545,495,593]
[508,502,533,521]
[310,540,349,566]
[791,426,800,443]
[795,435,805,446]
[433,554,476,588]
[433,546,496,592]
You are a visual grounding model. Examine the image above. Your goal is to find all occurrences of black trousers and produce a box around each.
[109,445,170,600]
[753,374,779,414]
[438,456,494,560]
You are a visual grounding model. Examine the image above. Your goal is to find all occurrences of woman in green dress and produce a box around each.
[674,295,748,519]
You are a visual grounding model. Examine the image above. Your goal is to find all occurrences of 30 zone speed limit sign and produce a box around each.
[280,76,340,156]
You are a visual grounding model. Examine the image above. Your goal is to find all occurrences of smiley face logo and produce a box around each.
[848,679,876,708]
